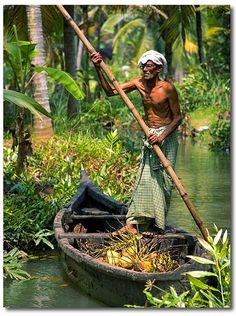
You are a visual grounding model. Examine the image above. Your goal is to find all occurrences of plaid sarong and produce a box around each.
[126,126,179,230]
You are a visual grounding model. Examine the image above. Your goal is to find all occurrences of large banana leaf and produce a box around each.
[34,67,85,101]
[3,89,52,119]
[4,40,37,61]
[4,40,38,80]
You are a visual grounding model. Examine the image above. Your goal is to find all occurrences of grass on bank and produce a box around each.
[190,105,219,129]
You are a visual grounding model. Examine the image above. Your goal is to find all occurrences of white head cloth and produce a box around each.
[138,50,168,78]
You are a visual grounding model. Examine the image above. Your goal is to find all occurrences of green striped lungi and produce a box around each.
[126,126,179,230]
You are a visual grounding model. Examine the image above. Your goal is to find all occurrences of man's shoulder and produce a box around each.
[160,80,176,92]
[132,77,142,84]
[131,77,145,88]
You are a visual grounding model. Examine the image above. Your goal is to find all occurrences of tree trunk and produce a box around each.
[165,42,173,78]
[64,5,80,118]
[195,5,204,64]
[26,5,53,140]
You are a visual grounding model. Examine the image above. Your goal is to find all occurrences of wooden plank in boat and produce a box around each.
[58,232,189,240]
[80,208,110,215]
[58,232,111,239]
[71,214,126,220]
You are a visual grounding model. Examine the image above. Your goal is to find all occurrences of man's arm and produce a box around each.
[91,52,137,97]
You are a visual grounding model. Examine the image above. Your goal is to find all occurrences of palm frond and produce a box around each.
[160,5,195,46]
[101,14,125,33]
[113,18,145,55]
[133,28,154,64]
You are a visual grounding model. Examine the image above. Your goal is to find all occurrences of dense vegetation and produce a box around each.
[126,226,230,308]
[3,4,230,308]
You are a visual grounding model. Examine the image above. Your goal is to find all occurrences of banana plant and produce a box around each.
[4,26,85,174]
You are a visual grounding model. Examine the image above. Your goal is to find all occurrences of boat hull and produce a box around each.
[54,172,208,307]
[55,223,205,306]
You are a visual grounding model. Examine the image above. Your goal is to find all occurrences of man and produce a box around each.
[91,50,182,235]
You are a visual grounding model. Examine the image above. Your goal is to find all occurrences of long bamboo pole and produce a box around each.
[57,5,209,241]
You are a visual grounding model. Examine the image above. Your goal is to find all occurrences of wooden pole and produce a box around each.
[57,5,209,241]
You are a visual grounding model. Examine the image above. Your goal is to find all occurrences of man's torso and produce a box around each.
[134,78,173,128]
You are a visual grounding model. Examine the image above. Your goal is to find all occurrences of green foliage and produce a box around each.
[4,130,138,251]
[34,66,85,101]
[4,248,31,280]
[102,129,121,157]
[32,229,55,249]
[53,93,143,153]
[144,286,189,308]
[4,147,56,250]
[4,27,37,92]
[128,225,231,308]
[185,225,231,308]
[4,25,84,117]
[160,5,195,45]
[3,89,52,118]
[4,179,57,251]
[113,18,153,66]
[177,65,230,151]
[203,6,230,77]
[90,130,138,200]
[3,147,18,180]
[178,66,210,112]
[209,119,230,151]
[177,66,230,114]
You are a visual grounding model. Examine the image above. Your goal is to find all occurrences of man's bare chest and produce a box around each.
[138,86,169,110]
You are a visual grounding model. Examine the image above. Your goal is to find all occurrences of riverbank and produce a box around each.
[177,105,230,153]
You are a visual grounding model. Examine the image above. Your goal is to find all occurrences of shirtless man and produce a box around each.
[91,50,182,235]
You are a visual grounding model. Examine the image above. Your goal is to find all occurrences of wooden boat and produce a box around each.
[54,171,208,307]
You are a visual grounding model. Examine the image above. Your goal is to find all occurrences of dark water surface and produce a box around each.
[4,139,231,308]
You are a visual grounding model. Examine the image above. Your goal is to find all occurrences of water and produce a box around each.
[3,254,106,308]
[4,139,231,308]
[167,139,231,235]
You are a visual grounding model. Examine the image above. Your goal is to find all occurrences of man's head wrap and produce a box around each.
[138,50,168,79]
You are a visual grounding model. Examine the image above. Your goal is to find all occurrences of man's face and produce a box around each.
[141,60,162,80]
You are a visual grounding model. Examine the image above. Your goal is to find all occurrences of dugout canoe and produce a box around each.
[54,171,209,307]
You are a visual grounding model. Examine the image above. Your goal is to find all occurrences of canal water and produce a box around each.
[3,139,231,308]
[167,138,231,235]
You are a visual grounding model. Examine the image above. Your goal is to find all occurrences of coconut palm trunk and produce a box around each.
[26,5,53,140]
[64,5,80,117]
[195,5,204,64]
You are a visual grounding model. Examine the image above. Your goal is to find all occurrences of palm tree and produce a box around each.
[99,6,162,70]
[195,5,204,64]
[4,6,85,174]
[63,5,80,117]
[159,5,196,76]
[26,5,53,140]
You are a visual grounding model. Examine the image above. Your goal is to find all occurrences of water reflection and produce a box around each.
[167,138,231,235]
[4,255,106,308]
